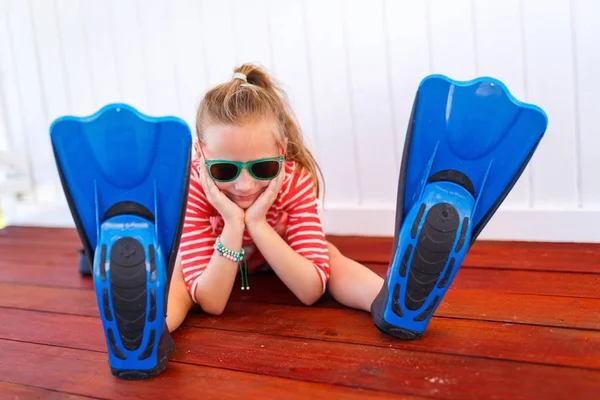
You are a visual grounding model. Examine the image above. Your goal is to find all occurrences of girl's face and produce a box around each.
[201,117,283,210]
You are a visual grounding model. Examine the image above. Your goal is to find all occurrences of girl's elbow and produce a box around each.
[298,286,323,306]
[201,303,226,316]
[299,296,319,306]
[198,297,227,315]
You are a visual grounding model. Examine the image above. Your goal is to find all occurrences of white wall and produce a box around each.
[1,0,599,242]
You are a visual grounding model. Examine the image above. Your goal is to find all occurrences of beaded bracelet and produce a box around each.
[214,235,249,290]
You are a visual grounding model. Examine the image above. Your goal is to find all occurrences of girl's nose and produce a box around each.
[234,168,255,193]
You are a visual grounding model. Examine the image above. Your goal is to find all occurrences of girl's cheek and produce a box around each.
[215,181,232,192]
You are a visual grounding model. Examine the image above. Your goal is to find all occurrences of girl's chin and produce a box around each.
[234,199,255,210]
[228,195,258,209]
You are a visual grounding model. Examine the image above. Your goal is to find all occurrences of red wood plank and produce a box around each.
[327,236,600,273]
[2,305,599,372]
[185,303,600,370]
[2,308,599,399]
[4,226,600,272]
[0,262,93,290]
[0,339,407,400]
[3,254,600,301]
[0,382,95,399]
[0,225,80,240]
[2,280,600,330]
[366,265,600,299]
[0,244,79,263]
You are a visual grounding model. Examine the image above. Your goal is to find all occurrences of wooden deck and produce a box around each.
[1,226,600,399]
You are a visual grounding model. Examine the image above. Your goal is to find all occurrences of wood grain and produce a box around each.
[3,226,600,399]
[2,305,599,371]
[2,279,600,330]
[1,308,598,399]
[3,226,600,273]
[0,382,96,400]
[0,339,407,400]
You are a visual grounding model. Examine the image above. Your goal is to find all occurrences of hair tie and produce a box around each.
[232,72,247,82]
[233,72,253,87]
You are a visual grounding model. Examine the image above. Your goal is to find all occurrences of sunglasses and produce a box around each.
[199,145,285,182]
[204,156,285,182]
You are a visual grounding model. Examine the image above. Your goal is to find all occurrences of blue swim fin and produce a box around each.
[50,104,191,378]
[371,75,548,339]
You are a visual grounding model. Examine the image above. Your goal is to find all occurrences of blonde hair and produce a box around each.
[196,63,324,198]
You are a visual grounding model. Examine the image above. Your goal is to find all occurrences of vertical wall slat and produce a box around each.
[267,0,317,156]
[521,0,578,207]
[471,0,530,208]
[0,8,26,162]
[29,0,70,199]
[55,0,95,115]
[29,0,69,122]
[108,0,150,114]
[168,0,208,130]
[0,84,8,152]
[6,0,53,189]
[230,0,273,70]
[198,0,236,87]
[80,0,121,109]
[137,0,180,116]
[342,0,397,205]
[427,0,477,79]
[384,0,431,172]
[304,0,360,207]
[571,0,600,208]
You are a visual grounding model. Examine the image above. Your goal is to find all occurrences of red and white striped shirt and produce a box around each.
[179,152,330,303]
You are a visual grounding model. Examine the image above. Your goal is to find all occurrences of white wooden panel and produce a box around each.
[342,0,397,205]
[230,0,273,70]
[108,0,150,114]
[320,207,600,243]
[428,0,477,79]
[198,0,236,86]
[167,0,207,130]
[137,0,180,116]
[267,0,317,156]
[0,89,8,152]
[29,0,69,121]
[521,0,578,207]
[304,0,360,206]
[472,0,529,207]
[29,0,70,199]
[5,0,53,188]
[384,0,431,170]
[80,0,121,109]
[0,9,26,161]
[2,0,600,243]
[571,0,600,208]
[55,0,95,115]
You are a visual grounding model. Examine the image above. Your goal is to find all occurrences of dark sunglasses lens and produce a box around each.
[251,161,281,179]
[210,163,239,181]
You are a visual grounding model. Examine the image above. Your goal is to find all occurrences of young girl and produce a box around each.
[166,63,383,332]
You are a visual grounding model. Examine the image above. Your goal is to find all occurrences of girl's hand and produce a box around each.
[199,162,245,226]
[245,169,285,228]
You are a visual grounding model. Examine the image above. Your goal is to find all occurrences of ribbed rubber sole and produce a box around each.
[100,236,173,379]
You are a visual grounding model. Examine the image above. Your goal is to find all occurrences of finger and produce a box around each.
[199,165,210,193]
[199,164,220,203]
[271,171,285,196]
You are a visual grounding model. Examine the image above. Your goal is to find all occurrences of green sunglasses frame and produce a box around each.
[204,156,285,182]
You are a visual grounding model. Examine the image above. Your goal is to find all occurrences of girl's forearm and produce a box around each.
[246,221,323,305]
[194,220,245,315]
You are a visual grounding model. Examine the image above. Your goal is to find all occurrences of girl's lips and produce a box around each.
[229,192,258,201]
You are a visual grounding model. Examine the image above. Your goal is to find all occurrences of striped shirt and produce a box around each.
[179,152,330,303]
